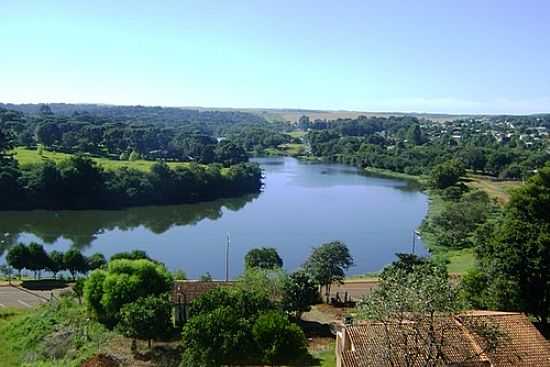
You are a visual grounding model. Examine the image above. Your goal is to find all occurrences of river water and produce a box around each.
[0,157,428,278]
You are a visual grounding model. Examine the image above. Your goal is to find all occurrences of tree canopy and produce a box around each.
[465,165,550,325]
[84,258,173,327]
[304,241,353,302]
[244,247,283,270]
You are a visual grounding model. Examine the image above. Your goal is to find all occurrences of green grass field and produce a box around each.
[12,147,192,172]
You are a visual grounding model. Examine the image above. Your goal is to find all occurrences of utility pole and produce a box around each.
[225,232,230,281]
[412,230,416,255]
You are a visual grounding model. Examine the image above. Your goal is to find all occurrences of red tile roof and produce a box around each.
[338,312,550,367]
[171,280,234,304]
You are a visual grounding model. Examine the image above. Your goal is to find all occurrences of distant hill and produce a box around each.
[3,103,547,124]
[0,103,268,126]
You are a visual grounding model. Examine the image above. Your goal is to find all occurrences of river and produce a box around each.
[0,157,428,278]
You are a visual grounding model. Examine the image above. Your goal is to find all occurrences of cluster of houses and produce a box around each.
[421,118,549,148]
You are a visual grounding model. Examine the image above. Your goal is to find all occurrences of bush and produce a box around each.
[252,311,308,365]
[84,259,173,327]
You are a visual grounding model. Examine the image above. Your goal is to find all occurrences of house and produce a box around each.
[171,280,234,327]
[336,311,550,366]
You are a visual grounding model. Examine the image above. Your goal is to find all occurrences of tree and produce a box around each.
[304,241,353,303]
[182,287,309,366]
[472,165,550,325]
[64,248,89,280]
[238,268,288,302]
[214,140,248,166]
[84,258,173,327]
[182,306,257,367]
[461,147,487,173]
[429,160,465,189]
[358,259,506,366]
[118,294,173,349]
[6,244,29,278]
[406,124,426,145]
[73,277,86,304]
[87,253,107,271]
[27,242,50,279]
[252,310,308,366]
[281,270,318,319]
[245,247,283,270]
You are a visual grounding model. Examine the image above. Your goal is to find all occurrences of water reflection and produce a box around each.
[0,193,258,255]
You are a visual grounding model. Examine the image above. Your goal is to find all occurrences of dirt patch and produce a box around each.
[81,353,120,367]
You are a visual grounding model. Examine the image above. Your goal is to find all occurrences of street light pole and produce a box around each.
[225,233,230,281]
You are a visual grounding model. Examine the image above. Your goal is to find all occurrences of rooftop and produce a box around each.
[337,311,550,367]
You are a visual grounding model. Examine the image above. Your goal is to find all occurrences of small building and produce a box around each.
[171,280,234,327]
[336,311,550,367]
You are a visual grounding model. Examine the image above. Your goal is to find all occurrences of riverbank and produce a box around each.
[363,166,426,185]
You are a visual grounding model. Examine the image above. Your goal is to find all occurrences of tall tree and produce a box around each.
[429,160,465,189]
[64,248,89,280]
[304,241,353,303]
[27,243,50,279]
[473,165,550,325]
[47,250,65,279]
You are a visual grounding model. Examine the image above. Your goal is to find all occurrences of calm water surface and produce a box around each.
[0,157,428,278]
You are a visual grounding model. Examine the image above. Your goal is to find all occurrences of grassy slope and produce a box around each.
[13,147,192,172]
[465,174,520,205]
[0,299,114,367]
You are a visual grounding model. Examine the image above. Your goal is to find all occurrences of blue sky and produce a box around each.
[1,0,549,114]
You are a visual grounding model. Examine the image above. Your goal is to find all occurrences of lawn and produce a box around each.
[12,147,192,172]
[288,130,307,139]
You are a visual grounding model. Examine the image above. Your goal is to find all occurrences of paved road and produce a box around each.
[0,286,58,309]
[329,280,379,302]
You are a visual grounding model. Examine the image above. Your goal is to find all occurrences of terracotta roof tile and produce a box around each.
[171,280,234,303]
[339,311,550,367]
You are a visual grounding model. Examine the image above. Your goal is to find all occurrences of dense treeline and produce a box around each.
[0,106,263,210]
[0,106,253,164]
[0,103,267,126]
[305,115,549,178]
[0,155,261,210]
[462,165,550,326]
[224,125,295,154]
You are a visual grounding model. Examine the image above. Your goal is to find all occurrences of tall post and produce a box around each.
[225,232,230,281]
